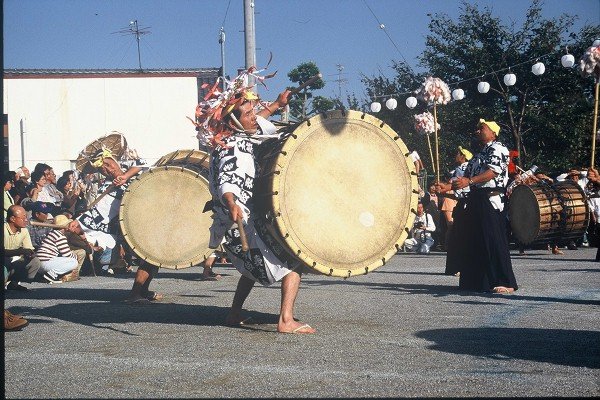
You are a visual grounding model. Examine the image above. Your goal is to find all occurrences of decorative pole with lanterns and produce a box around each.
[579,39,600,167]
[417,77,451,182]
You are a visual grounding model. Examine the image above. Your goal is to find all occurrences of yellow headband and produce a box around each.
[91,148,116,168]
[458,146,473,160]
[479,119,501,136]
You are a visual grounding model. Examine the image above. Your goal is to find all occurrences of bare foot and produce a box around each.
[277,320,316,334]
[202,267,222,281]
[493,286,515,294]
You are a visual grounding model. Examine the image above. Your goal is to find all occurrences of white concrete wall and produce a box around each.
[3,76,200,174]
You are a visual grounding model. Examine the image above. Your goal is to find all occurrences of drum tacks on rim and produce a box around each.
[256,109,419,277]
[119,149,213,269]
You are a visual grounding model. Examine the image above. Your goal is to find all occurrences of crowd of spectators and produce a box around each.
[3,162,131,331]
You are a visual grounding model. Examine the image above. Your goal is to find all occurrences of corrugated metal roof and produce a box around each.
[3,68,220,79]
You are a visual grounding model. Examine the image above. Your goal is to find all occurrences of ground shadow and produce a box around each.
[302,278,458,297]
[416,327,600,369]
[9,300,279,335]
[526,257,599,263]
[374,270,445,276]
[302,278,600,306]
[156,271,235,281]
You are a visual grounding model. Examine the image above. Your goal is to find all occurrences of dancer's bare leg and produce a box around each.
[277,270,316,334]
[202,256,222,280]
[225,275,255,325]
[127,262,160,301]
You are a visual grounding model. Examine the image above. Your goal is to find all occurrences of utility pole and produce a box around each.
[243,0,256,90]
[19,118,26,167]
[219,27,226,91]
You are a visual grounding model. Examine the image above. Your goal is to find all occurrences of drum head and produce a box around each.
[271,110,418,277]
[509,184,541,245]
[119,166,213,269]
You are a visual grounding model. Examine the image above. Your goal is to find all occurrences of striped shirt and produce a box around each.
[35,230,76,261]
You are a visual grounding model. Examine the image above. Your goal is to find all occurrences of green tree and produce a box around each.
[287,61,326,120]
[362,0,600,175]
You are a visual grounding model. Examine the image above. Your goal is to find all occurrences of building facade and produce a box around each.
[3,68,219,173]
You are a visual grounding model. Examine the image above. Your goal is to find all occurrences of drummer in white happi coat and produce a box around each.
[77,147,163,304]
[195,69,316,334]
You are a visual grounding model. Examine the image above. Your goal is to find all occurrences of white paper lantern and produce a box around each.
[385,98,398,110]
[477,81,490,93]
[405,96,418,109]
[593,39,600,47]
[531,62,545,75]
[451,88,465,100]
[503,73,517,86]
[370,102,381,113]
[561,54,575,68]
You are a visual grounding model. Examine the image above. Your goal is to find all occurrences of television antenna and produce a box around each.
[333,64,348,101]
[112,20,151,70]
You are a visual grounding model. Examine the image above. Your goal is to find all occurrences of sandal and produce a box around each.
[145,291,164,301]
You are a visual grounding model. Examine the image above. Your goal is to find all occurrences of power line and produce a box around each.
[221,0,232,27]
[362,0,414,74]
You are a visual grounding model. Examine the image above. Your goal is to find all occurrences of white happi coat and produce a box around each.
[208,117,298,286]
[77,158,146,250]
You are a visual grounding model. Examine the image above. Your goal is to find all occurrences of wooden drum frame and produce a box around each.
[509,180,589,246]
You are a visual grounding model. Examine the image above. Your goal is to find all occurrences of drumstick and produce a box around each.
[30,221,69,229]
[236,216,250,252]
[290,73,322,94]
[84,184,116,211]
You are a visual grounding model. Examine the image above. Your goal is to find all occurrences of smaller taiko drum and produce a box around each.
[119,149,213,269]
[509,180,589,245]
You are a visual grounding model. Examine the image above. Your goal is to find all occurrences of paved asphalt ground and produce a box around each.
[4,247,600,398]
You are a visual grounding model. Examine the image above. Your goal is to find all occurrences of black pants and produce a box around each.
[445,198,467,275]
[459,189,518,292]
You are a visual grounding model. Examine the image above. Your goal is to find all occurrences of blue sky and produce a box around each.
[4,0,599,102]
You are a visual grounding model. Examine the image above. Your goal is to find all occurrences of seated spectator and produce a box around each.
[3,171,16,220]
[4,205,42,290]
[27,202,53,249]
[422,183,442,247]
[34,163,63,206]
[23,170,47,206]
[404,202,436,254]
[10,166,30,205]
[11,166,31,205]
[57,174,82,215]
[35,214,79,284]
[63,219,97,281]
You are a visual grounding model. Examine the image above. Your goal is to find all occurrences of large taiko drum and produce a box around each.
[255,109,419,278]
[119,149,213,269]
[509,180,589,245]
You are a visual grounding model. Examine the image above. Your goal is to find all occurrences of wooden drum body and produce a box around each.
[256,110,419,277]
[119,150,212,269]
[509,180,589,245]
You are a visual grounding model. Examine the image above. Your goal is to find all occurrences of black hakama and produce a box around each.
[459,188,518,292]
[444,198,467,275]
